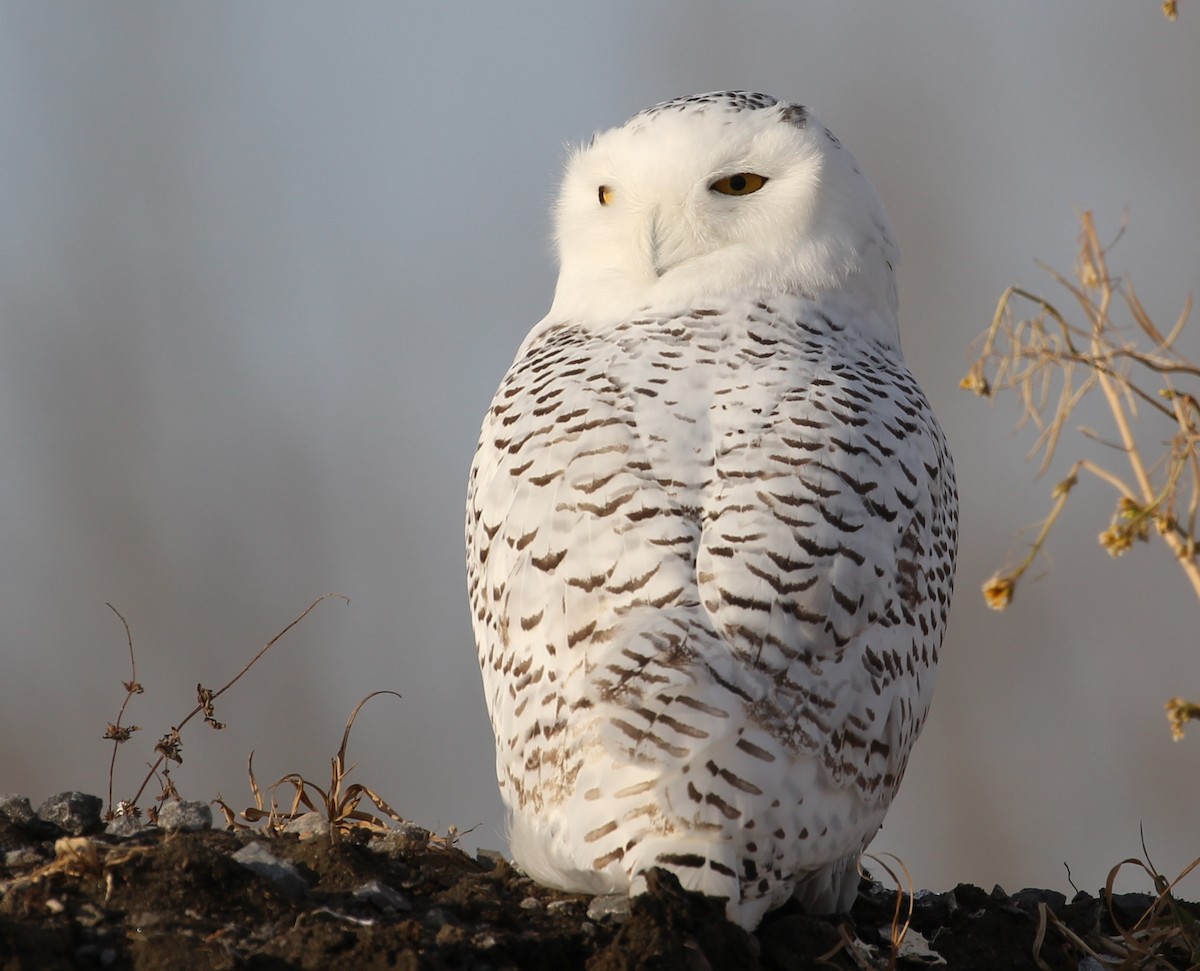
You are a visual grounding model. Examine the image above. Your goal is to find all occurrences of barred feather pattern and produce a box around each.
[466,292,957,929]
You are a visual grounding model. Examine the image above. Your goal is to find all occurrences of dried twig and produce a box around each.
[118,593,348,810]
[964,212,1200,737]
[864,853,915,970]
[102,603,144,819]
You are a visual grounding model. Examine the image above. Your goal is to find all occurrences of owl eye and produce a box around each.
[598,185,614,206]
[710,173,768,196]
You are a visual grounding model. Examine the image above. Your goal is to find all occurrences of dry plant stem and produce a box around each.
[1075,213,1200,595]
[126,593,349,808]
[965,212,1200,734]
[1033,903,1106,970]
[104,603,142,817]
[864,853,914,971]
[1035,849,1200,968]
[1102,853,1200,967]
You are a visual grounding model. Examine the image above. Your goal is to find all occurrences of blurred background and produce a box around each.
[1,2,1197,899]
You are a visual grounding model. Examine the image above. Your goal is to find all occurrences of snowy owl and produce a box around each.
[465,91,957,930]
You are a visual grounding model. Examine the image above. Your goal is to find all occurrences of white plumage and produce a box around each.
[465,91,957,930]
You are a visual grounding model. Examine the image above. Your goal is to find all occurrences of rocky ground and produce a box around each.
[0,791,1195,970]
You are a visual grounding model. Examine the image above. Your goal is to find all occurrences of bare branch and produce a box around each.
[963,212,1200,736]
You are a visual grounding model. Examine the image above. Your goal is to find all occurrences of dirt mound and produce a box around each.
[0,800,1193,970]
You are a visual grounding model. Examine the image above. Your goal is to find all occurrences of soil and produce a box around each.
[0,799,1194,971]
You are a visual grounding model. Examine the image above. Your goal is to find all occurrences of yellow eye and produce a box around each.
[710,173,768,196]
[598,185,614,206]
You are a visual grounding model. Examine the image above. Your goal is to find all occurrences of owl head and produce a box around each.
[546,91,900,344]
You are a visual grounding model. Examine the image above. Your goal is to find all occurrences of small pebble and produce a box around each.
[370,823,430,856]
[352,879,412,913]
[519,896,543,910]
[37,792,103,836]
[156,800,212,833]
[231,842,308,896]
[0,794,36,827]
[475,848,506,871]
[4,848,44,868]
[424,907,457,929]
[282,812,329,839]
[1010,887,1066,912]
[586,894,631,922]
[105,814,145,838]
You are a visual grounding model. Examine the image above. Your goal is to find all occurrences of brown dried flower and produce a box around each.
[982,574,1016,611]
[959,363,990,397]
[1165,697,1200,741]
[1099,525,1133,557]
[155,728,183,764]
[197,684,225,730]
[103,723,139,743]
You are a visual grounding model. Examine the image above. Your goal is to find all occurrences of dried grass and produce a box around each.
[215,690,408,841]
[102,593,349,819]
[1034,839,1200,970]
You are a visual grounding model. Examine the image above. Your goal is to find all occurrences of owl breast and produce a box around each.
[465,292,957,928]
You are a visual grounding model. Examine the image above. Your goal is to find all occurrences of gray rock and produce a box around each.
[282,812,329,839]
[369,823,430,856]
[0,794,36,826]
[475,848,506,871]
[231,841,308,896]
[424,907,459,929]
[4,847,44,868]
[156,799,212,832]
[352,879,412,913]
[1010,887,1067,912]
[36,792,103,836]
[105,813,146,838]
[393,821,431,844]
[586,894,631,922]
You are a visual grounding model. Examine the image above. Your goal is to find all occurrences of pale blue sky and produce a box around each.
[1,2,1197,898]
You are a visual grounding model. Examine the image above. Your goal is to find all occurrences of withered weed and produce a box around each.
[963,211,1200,739]
[216,689,408,841]
[103,593,349,820]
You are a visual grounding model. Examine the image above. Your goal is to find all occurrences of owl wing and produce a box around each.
[692,335,956,804]
[466,321,708,788]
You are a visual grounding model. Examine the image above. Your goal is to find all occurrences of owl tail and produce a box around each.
[626,834,784,931]
[790,851,862,914]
